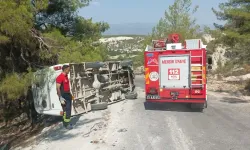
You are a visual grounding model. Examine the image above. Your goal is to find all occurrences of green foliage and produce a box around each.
[0,69,33,100]
[103,34,146,38]
[72,17,109,41]
[142,0,202,53]
[58,41,109,63]
[34,0,90,33]
[141,34,154,49]
[0,0,109,102]
[0,1,33,42]
[138,0,202,67]
[132,52,144,67]
[151,0,201,41]
[203,26,223,54]
[212,0,250,62]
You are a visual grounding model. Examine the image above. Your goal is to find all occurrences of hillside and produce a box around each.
[103,23,155,35]
[99,34,224,70]
[102,23,215,35]
[100,35,145,60]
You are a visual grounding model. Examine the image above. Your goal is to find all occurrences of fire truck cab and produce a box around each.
[144,33,212,111]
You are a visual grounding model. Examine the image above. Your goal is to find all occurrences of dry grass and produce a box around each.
[208,74,250,96]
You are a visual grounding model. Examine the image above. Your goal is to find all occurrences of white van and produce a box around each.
[31,61,137,116]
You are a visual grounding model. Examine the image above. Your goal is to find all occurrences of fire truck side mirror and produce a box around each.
[207,56,213,70]
[207,57,212,65]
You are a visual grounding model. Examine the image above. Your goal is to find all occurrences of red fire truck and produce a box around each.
[144,33,212,111]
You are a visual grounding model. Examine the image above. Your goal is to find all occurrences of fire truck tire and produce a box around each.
[188,103,205,112]
[91,102,108,110]
[196,108,204,112]
[125,92,138,99]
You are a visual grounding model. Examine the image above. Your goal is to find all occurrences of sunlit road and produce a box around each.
[104,75,250,150]
[17,75,250,150]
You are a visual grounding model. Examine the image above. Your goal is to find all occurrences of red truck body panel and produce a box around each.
[144,39,207,105]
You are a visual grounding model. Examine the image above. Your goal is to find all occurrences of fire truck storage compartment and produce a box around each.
[159,55,190,89]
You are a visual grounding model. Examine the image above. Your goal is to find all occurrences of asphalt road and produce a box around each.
[104,76,250,150]
[17,76,250,150]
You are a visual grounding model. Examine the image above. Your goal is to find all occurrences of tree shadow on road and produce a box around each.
[143,102,202,113]
[15,115,103,149]
[220,97,250,104]
[40,116,103,141]
[43,113,91,128]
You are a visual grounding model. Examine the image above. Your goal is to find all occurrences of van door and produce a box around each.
[32,67,63,116]
[32,69,51,113]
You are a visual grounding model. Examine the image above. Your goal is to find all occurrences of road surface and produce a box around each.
[16,76,250,150]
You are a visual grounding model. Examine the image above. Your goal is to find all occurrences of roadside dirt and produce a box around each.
[12,87,144,150]
[207,74,250,113]
[13,107,111,150]
[0,116,49,150]
[208,74,249,96]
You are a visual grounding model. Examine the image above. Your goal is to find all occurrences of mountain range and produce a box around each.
[103,23,215,35]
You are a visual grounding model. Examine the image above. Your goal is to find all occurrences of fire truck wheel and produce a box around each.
[125,92,138,99]
[91,102,108,110]
[189,103,205,112]
[186,103,192,108]
[191,107,204,112]
[196,108,204,112]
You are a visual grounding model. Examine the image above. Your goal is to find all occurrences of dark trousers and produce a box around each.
[61,93,72,126]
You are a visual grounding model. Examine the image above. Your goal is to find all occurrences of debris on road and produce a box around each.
[83,121,106,137]
[90,140,99,144]
[117,128,127,133]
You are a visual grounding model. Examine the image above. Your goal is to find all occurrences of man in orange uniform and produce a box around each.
[56,65,73,129]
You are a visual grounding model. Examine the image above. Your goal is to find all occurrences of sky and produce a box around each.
[79,0,228,24]
[78,0,228,34]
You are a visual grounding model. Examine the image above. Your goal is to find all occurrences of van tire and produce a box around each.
[120,60,132,67]
[91,102,108,110]
[125,92,138,99]
[85,62,104,68]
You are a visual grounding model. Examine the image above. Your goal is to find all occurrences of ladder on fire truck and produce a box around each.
[190,50,204,88]
[187,39,206,88]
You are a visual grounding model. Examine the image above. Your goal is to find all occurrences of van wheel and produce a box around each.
[125,92,138,99]
[120,60,133,67]
[91,102,108,110]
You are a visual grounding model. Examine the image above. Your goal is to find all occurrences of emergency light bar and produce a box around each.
[148,33,207,51]
[152,40,167,49]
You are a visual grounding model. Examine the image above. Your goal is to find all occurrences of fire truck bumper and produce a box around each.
[146,99,206,103]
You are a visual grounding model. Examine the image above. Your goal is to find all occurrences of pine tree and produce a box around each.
[152,0,201,41]
[139,0,202,66]
[0,0,109,100]
[212,0,250,63]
